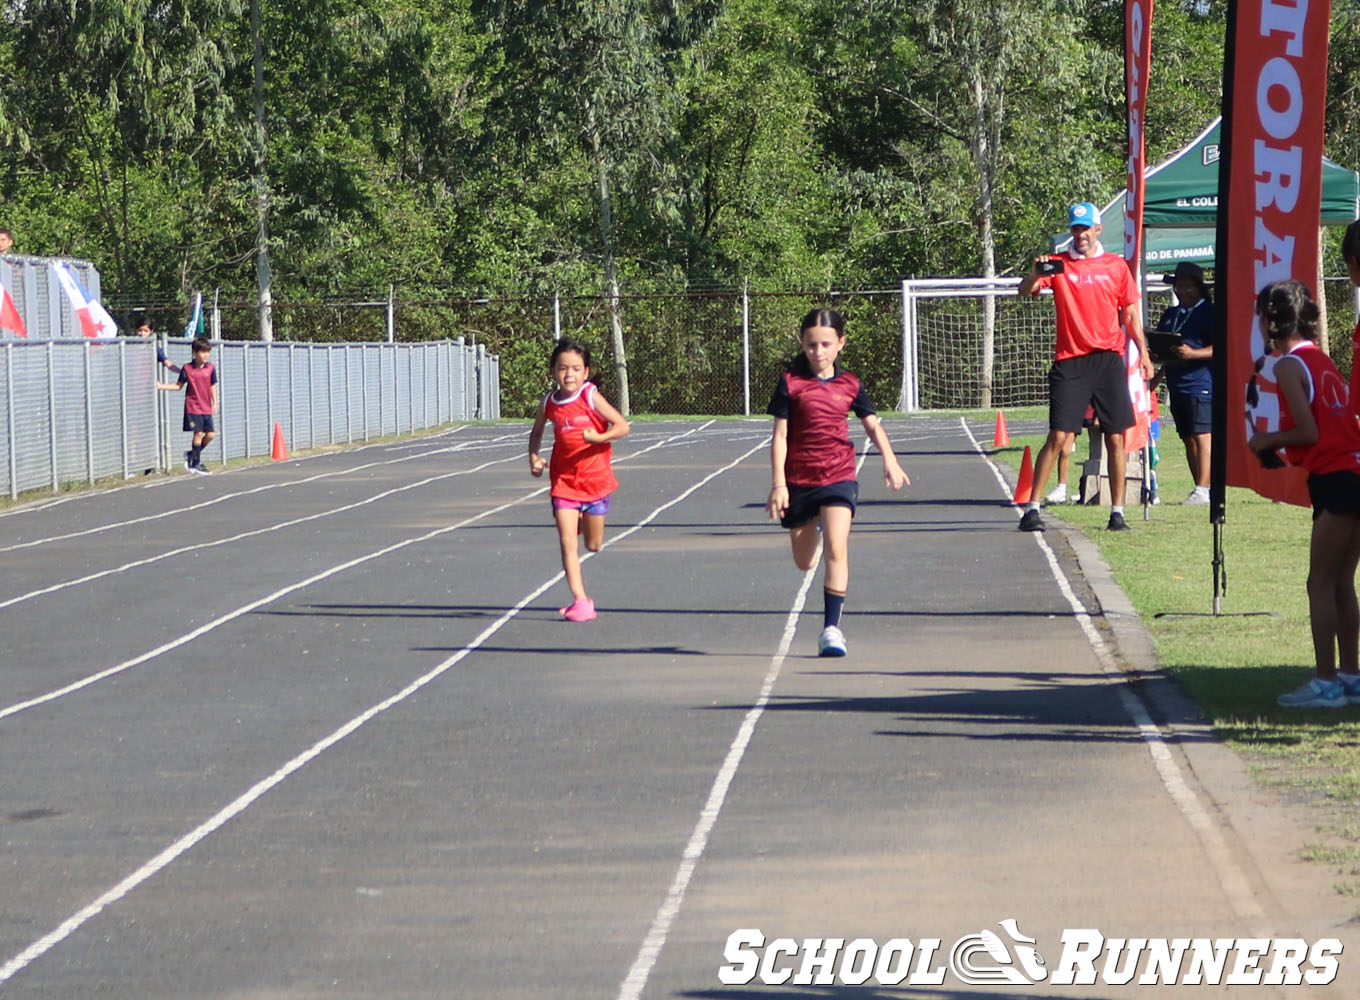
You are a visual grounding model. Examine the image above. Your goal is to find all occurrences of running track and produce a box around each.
[0,418,1353,998]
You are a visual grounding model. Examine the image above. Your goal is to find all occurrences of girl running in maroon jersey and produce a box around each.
[529,338,630,622]
[766,308,909,656]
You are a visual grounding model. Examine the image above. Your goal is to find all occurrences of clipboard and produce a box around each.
[1147,331,1183,361]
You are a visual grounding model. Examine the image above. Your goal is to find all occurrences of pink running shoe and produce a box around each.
[561,596,597,622]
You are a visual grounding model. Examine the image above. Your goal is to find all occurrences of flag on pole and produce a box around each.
[52,262,118,338]
[1214,0,1332,508]
[183,291,204,338]
[1123,0,1153,275]
[1122,0,1155,455]
[0,284,25,339]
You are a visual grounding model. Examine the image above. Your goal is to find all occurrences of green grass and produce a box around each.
[990,411,1360,899]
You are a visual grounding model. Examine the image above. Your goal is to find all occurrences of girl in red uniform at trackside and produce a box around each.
[528,338,630,622]
[1247,280,1360,709]
[766,308,910,657]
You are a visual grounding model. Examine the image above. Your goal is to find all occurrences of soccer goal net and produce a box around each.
[898,277,1058,412]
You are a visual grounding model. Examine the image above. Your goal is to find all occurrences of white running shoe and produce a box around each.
[818,625,847,657]
[1182,488,1210,506]
[1044,484,1069,504]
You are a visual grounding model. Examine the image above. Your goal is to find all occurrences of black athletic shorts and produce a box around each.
[1049,351,1134,434]
[183,413,215,434]
[1169,389,1212,437]
[1308,470,1360,520]
[780,480,858,530]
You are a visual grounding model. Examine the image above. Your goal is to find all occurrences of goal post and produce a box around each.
[898,277,1058,413]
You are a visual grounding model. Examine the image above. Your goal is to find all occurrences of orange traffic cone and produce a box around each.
[271,422,289,461]
[993,409,1010,448]
[1013,445,1034,505]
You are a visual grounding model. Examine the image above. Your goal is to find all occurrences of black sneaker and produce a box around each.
[1018,508,1044,532]
[1107,511,1130,532]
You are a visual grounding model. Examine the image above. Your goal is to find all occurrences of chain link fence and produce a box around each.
[143,279,1360,420]
[1,338,499,501]
[183,290,906,420]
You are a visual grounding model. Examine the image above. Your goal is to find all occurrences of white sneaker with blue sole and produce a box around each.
[818,625,847,657]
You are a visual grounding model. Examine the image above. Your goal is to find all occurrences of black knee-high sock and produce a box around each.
[190,441,204,465]
[824,588,846,629]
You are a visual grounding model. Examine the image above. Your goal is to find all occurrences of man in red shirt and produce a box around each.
[1017,202,1153,532]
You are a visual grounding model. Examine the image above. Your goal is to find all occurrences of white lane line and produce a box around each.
[960,416,1266,923]
[0,432,524,554]
[0,421,718,721]
[0,429,764,987]
[0,425,478,519]
[617,559,817,1000]
[616,445,870,998]
[0,420,701,606]
[0,454,525,611]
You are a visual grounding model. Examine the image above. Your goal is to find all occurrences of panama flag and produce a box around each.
[53,262,118,338]
[0,284,25,338]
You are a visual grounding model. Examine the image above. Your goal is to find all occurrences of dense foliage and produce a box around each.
[0,2,1354,311]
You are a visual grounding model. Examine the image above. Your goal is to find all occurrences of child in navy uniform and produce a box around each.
[766,308,909,656]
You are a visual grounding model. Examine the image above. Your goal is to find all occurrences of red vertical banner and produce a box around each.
[1217,0,1331,507]
[1123,0,1154,453]
[1124,0,1152,273]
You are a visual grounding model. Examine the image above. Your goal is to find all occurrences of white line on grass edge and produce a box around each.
[961,416,1265,925]
[0,423,764,987]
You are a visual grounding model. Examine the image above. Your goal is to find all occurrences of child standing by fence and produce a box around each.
[529,338,630,622]
[159,337,217,475]
[766,308,909,656]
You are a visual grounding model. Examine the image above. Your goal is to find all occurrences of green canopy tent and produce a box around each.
[1053,117,1360,266]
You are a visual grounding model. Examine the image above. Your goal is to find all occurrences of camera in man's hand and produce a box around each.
[1036,258,1065,275]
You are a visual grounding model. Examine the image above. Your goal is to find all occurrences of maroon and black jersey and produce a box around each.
[178,361,217,415]
[767,359,875,487]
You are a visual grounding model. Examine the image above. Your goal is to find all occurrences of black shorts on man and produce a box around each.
[1048,350,1134,434]
[780,480,858,530]
[184,413,215,434]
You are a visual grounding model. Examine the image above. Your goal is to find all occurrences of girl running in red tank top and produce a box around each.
[528,338,630,622]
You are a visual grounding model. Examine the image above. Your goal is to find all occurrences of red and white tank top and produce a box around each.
[543,383,619,501]
[1279,343,1360,476]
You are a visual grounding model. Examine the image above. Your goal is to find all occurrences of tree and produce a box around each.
[0,1,244,291]
[472,1,717,411]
